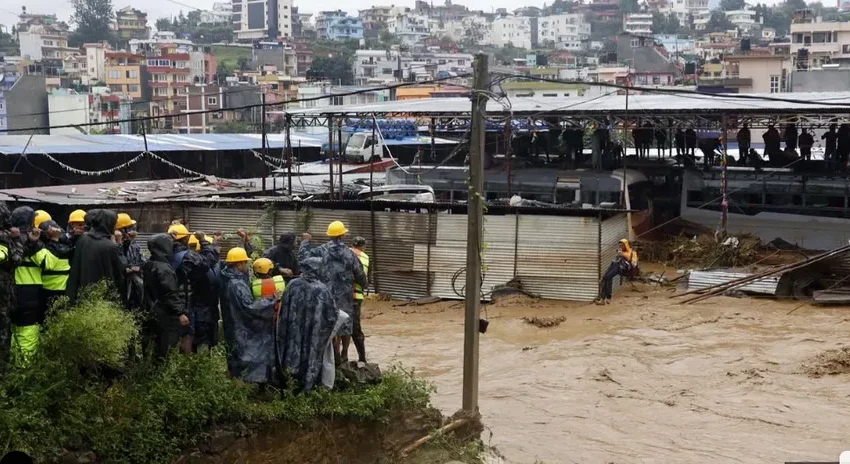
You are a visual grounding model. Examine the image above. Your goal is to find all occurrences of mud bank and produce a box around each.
[176,408,482,464]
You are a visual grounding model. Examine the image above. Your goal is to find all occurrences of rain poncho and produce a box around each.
[276,257,338,392]
[219,264,277,384]
[298,238,367,336]
[0,202,22,371]
[66,209,125,305]
[142,234,186,358]
[263,232,300,279]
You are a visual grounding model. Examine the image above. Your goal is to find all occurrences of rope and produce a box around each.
[38,152,145,176]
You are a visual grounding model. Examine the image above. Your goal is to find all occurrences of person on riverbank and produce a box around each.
[263,232,299,281]
[167,224,216,353]
[66,209,125,306]
[299,221,367,364]
[37,219,73,310]
[0,202,22,372]
[142,234,189,360]
[219,247,278,384]
[349,236,370,363]
[251,258,285,301]
[277,256,341,392]
[596,239,639,305]
[117,213,145,312]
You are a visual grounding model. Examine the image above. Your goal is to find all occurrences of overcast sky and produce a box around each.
[0,0,782,31]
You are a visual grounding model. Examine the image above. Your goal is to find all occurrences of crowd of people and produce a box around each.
[0,205,371,392]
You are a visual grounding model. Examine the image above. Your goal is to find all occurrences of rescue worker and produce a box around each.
[762,124,782,163]
[34,210,51,230]
[10,207,58,366]
[251,258,285,301]
[299,220,367,364]
[736,123,751,161]
[349,236,370,363]
[799,128,815,162]
[263,232,299,280]
[219,247,277,384]
[142,234,189,360]
[597,239,638,305]
[167,223,216,353]
[66,209,125,306]
[823,124,839,170]
[37,219,73,309]
[117,213,145,311]
[276,256,340,392]
[0,202,23,371]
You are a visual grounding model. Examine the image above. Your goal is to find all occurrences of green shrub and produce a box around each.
[0,285,435,463]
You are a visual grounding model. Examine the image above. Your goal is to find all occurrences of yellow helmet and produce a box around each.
[68,209,86,224]
[167,223,190,240]
[115,213,136,230]
[34,210,52,228]
[188,235,200,251]
[252,258,274,275]
[327,220,348,237]
[225,247,249,263]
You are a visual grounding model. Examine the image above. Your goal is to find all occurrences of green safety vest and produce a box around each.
[15,248,58,287]
[251,275,285,300]
[351,248,370,300]
[0,244,7,264]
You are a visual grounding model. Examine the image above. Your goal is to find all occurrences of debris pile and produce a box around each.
[800,347,850,378]
[521,316,566,328]
[639,233,761,269]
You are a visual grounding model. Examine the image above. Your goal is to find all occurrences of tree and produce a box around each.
[652,12,682,34]
[719,0,747,10]
[70,0,114,44]
[706,11,735,33]
[237,56,251,71]
[461,21,485,47]
[155,17,173,32]
[619,0,639,14]
[307,55,353,84]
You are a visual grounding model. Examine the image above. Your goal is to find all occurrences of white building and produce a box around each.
[200,3,232,25]
[387,11,430,45]
[726,9,758,34]
[662,0,710,26]
[539,13,591,50]
[18,24,74,62]
[83,42,110,85]
[232,0,294,41]
[492,15,533,49]
[128,31,192,54]
[353,49,411,84]
[623,13,653,36]
[296,82,388,108]
[692,9,711,31]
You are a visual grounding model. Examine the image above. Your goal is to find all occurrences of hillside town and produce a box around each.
[0,0,848,134]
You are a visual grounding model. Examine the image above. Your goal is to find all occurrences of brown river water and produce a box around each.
[365,287,850,463]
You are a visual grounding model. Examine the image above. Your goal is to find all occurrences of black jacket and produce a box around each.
[66,209,125,304]
[143,234,186,328]
[263,232,300,278]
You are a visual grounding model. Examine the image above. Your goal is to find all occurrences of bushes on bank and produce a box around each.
[0,285,433,463]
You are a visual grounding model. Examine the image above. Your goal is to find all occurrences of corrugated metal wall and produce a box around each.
[601,213,629,295]
[160,204,621,303]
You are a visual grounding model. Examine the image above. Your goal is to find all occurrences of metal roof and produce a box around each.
[0,133,323,156]
[286,91,850,117]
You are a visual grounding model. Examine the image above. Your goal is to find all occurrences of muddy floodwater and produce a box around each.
[365,287,850,463]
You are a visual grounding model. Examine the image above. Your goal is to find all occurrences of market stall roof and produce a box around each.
[286,91,850,118]
[0,133,323,156]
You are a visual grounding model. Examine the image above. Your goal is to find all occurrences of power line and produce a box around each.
[0,74,471,134]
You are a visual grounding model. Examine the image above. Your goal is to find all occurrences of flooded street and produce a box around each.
[366,288,850,463]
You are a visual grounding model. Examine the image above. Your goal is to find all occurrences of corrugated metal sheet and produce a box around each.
[516,215,600,301]
[687,269,780,295]
[186,206,273,253]
[371,210,431,299]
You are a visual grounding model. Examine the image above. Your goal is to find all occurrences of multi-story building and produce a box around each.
[316,10,364,40]
[726,9,758,35]
[84,42,110,85]
[296,82,388,108]
[662,0,709,25]
[253,41,297,76]
[431,16,492,45]
[623,13,653,36]
[387,11,430,45]
[539,13,591,50]
[17,12,74,74]
[105,51,148,100]
[711,51,791,93]
[188,45,216,84]
[200,3,232,25]
[62,53,87,84]
[146,47,191,130]
[653,34,696,55]
[790,14,850,70]
[492,15,533,49]
[353,49,410,84]
[614,33,681,86]
[0,73,48,135]
[359,6,393,31]
[114,7,149,43]
[177,84,224,133]
[232,0,294,41]
[292,40,313,77]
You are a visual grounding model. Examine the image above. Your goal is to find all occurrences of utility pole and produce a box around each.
[328,115,335,198]
[463,53,488,413]
[261,92,267,193]
[720,114,728,235]
[286,113,293,196]
[338,119,344,200]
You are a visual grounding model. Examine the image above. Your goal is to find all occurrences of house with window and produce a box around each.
[722,52,791,93]
[104,51,149,100]
[613,33,681,87]
[145,47,191,130]
[114,7,150,43]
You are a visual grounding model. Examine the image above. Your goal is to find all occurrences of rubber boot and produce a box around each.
[353,336,366,363]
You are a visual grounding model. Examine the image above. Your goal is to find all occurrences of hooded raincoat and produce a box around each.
[219,264,277,384]
[0,202,22,370]
[142,234,187,359]
[299,238,367,336]
[264,232,300,279]
[276,257,338,392]
[66,209,125,305]
[172,239,219,344]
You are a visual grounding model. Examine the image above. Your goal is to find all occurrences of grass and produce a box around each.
[0,284,436,463]
[211,45,253,71]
